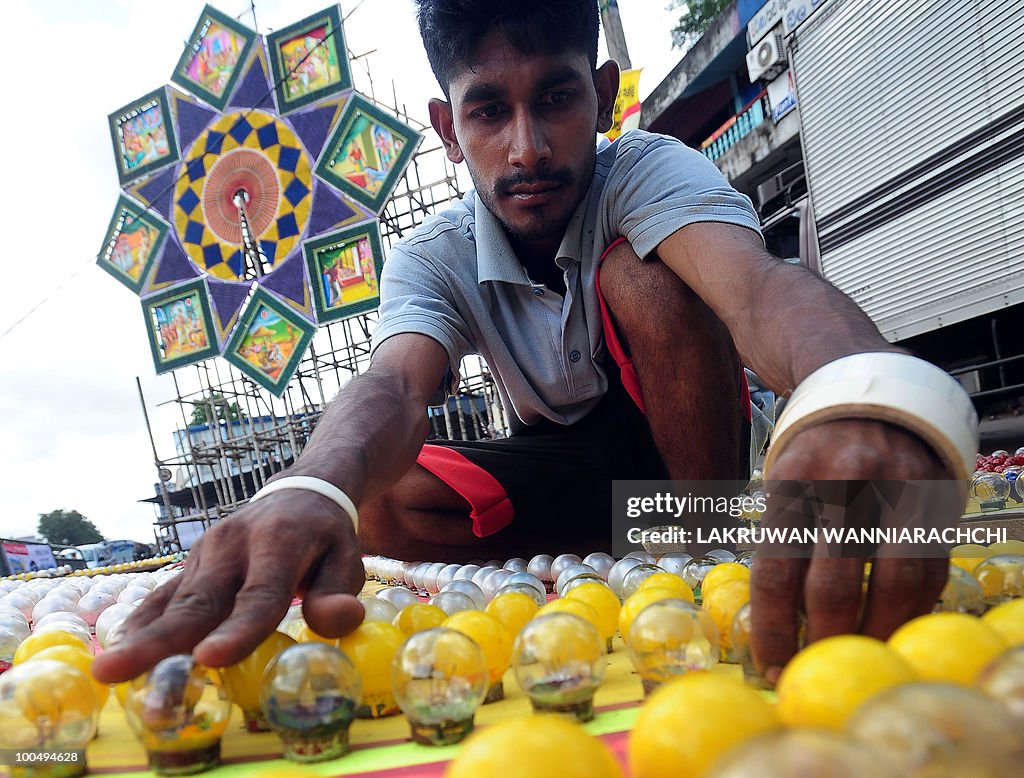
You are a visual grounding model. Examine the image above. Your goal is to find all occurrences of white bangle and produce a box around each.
[764,352,979,482]
[249,476,359,532]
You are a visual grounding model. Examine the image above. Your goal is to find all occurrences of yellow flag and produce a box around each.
[604,68,642,142]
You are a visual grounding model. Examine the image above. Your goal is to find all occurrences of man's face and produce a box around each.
[430,31,617,256]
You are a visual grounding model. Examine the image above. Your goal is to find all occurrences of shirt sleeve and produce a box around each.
[371,244,474,397]
[606,132,764,259]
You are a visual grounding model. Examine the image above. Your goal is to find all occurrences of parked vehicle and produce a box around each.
[63,539,136,570]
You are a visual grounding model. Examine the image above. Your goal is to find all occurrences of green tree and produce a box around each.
[190,393,246,426]
[669,0,734,49]
[38,510,104,546]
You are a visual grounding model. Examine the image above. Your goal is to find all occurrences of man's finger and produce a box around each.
[803,557,865,643]
[301,541,365,639]
[91,568,242,683]
[193,556,301,667]
[750,556,807,685]
[861,556,946,639]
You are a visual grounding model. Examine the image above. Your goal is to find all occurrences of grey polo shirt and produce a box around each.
[370,130,761,434]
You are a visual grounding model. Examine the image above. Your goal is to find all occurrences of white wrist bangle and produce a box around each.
[764,352,979,482]
[249,476,359,532]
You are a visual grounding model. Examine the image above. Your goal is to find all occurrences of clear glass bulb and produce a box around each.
[480,569,515,602]
[847,682,1024,776]
[95,603,138,648]
[391,627,488,745]
[0,659,99,778]
[34,612,90,635]
[503,557,529,574]
[117,585,151,605]
[554,564,597,597]
[1,591,37,620]
[502,572,546,600]
[627,599,720,694]
[0,626,23,672]
[973,554,1024,605]
[549,554,582,584]
[31,595,80,625]
[76,591,117,628]
[495,582,546,608]
[526,554,554,584]
[977,645,1024,725]
[607,557,644,599]
[260,642,361,762]
[972,472,1010,511]
[439,579,486,609]
[624,550,656,564]
[619,564,667,601]
[451,564,480,583]
[654,552,692,577]
[682,557,718,593]
[362,598,399,624]
[470,566,500,591]
[221,631,296,732]
[706,548,737,563]
[512,613,605,722]
[376,586,420,611]
[123,654,232,775]
[935,564,986,615]
[712,729,900,778]
[0,617,28,646]
[582,552,615,580]
[429,590,477,616]
[0,604,30,630]
[435,563,462,592]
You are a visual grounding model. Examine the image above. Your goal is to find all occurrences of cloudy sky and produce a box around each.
[0,0,682,544]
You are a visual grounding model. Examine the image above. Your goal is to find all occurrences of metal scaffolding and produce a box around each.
[139,89,508,551]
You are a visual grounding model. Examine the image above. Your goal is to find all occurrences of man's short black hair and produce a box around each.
[415,0,601,96]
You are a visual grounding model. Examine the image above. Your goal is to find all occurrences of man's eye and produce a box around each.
[472,104,504,119]
[540,90,573,106]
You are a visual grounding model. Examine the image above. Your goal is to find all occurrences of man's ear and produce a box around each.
[429,98,464,164]
[594,61,620,134]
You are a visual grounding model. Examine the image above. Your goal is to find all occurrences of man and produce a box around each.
[94,0,975,688]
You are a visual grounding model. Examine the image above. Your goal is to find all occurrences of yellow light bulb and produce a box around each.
[442,610,512,702]
[335,621,405,718]
[0,659,99,778]
[221,631,296,732]
[485,591,539,640]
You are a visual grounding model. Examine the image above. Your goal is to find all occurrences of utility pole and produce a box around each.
[600,0,632,69]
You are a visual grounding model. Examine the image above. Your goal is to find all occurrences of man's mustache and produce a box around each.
[495,168,575,193]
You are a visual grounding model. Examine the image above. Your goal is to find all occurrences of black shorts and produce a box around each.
[416,367,669,539]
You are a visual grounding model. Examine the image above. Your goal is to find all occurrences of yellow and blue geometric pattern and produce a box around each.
[101,5,418,385]
[173,110,313,280]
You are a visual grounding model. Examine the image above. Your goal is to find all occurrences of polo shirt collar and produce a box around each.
[475,193,531,285]
[474,188,593,285]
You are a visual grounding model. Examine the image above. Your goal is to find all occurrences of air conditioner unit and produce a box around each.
[747,31,786,82]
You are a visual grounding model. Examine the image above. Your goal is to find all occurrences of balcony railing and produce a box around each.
[700,91,769,161]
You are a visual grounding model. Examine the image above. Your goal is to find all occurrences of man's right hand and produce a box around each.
[91,490,365,684]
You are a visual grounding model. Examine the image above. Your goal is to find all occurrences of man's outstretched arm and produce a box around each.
[93,333,451,683]
[657,222,969,683]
